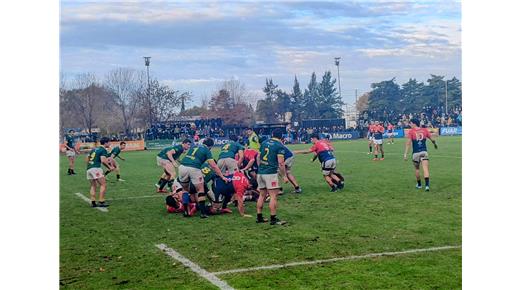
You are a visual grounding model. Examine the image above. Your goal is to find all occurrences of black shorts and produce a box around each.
[188,182,209,194]
[211,177,234,202]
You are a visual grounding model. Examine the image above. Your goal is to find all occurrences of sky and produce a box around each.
[60,0,461,107]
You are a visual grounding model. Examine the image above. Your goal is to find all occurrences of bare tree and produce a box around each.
[104,68,142,137]
[218,79,257,107]
[67,73,102,135]
[141,79,185,124]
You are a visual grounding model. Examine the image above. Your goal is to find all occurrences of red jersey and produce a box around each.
[387,124,394,131]
[232,171,250,198]
[407,127,431,153]
[242,148,258,162]
[368,124,376,133]
[310,140,335,162]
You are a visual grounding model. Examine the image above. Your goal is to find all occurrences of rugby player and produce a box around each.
[387,123,395,144]
[64,130,79,175]
[246,127,260,152]
[256,128,287,225]
[240,147,259,185]
[367,121,375,155]
[165,179,197,216]
[104,141,126,181]
[295,133,345,192]
[155,139,192,193]
[281,143,301,193]
[178,138,228,218]
[404,119,438,191]
[372,121,385,161]
[86,137,115,207]
[217,134,244,174]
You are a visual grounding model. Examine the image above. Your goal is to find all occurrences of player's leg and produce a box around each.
[114,160,123,181]
[89,179,98,207]
[413,158,422,189]
[98,176,109,207]
[255,175,268,223]
[373,142,379,160]
[368,139,372,154]
[421,158,430,191]
[190,169,208,218]
[379,143,385,160]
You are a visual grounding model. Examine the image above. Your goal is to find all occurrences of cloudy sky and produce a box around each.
[60,0,461,107]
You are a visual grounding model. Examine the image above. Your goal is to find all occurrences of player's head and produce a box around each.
[272,128,284,139]
[120,141,126,149]
[310,133,320,144]
[181,139,192,150]
[229,134,238,142]
[203,137,215,148]
[246,127,253,136]
[68,129,74,135]
[370,120,374,125]
[375,120,380,125]
[410,118,420,128]
[100,137,110,147]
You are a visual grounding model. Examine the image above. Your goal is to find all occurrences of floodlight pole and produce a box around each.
[445,79,448,116]
[334,57,341,99]
[144,57,152,127]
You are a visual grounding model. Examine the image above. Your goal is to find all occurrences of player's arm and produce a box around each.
[236,149,244,167]
[311,153,318,162]
[207,159,228,182]
[427,136,438,149]
[117,154,125,161]
[101,155,115,170]
[293,148,314,154]
[404,139,412,160]
[166,150,179,167]
[277,154,288,183]
[242,158,255,171]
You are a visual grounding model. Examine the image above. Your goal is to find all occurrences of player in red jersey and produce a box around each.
[372,121,385,160]
[295,133,345,191]
[404,119,438,191]
[386,123,395,144]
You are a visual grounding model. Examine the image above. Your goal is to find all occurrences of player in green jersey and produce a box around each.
[86,137,115,208]
[156,139,192,193]
[178,137,228,218]
[256,128,288,225]
[104,141,126,181]
[217,134,244,174]
[64,130,79,175]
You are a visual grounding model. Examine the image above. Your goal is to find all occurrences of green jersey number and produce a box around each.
[261,148,270,161]
[187,147,199,159]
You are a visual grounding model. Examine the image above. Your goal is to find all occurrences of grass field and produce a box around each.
[60,136,462,289]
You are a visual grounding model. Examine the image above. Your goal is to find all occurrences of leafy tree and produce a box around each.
[302,72,320,119]
[290,76,304,123]
[368,78,400,116]
[400,78,425,113]
[447,77,462,108]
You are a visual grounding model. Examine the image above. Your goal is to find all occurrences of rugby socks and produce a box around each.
[167,180,174,191]
[91,201,97,207]
[158,178,168,190]
[270,215,277,222]
[416,179,422,187]
[105,170,111,176]
[425,178,430,187]
[374,154,378,159]
[369,145,372,153]
[257,213,264,222]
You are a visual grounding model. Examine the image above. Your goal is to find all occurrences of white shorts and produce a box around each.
[66,150,76,157]
[285,156,295,170]
[217,158,238,174]
[86,168,104,180]
[171,179,184,193]
[321,159,337,175]
[178,165,204,185]
[373,139,383,145]
[156,156,172,167]
[412,151,429,167]
[257,174,279,190]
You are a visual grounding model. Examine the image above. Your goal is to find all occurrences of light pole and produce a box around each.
[445,79,448,116]
[143,56,152,127]
[334,57,341,100]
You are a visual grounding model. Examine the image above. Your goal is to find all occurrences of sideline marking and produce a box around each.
[212,245,461,276]
[74,192,108,212]
[156,244,235,290]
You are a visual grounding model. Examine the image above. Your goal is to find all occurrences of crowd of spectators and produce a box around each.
[145,119,227,140]
[360,106,462,130]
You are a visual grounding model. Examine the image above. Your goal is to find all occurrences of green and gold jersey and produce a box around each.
[87,146,109,170]
[180,145,214,169]
[258,138,285,175]
[157,145,184,161]
[65,135,75,149]
[110,146,121,158]
[248,132,260,152]
[218,141,245,160]
[201,162,216,183]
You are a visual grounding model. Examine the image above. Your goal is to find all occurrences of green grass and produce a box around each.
[60,136,462,289]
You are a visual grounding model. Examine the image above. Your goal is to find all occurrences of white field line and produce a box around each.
[156,244,235,290]
[106,195,163,201]
[74,192,108,212]
[335,150,462,159]
[212,245,461,276]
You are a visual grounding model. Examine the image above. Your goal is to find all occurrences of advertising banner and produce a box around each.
[326,131,360,140]
[440,126,462,136]
[61,140,145,153]
[146,139,175,150]
[384,129,405,138]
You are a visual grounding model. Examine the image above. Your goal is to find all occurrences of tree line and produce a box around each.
[357,75,462,119]
[255,71,344,124]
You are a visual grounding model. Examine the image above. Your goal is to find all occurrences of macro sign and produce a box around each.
[326,131,360,140]
[384,129,405,138]
[440,126,462,136]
